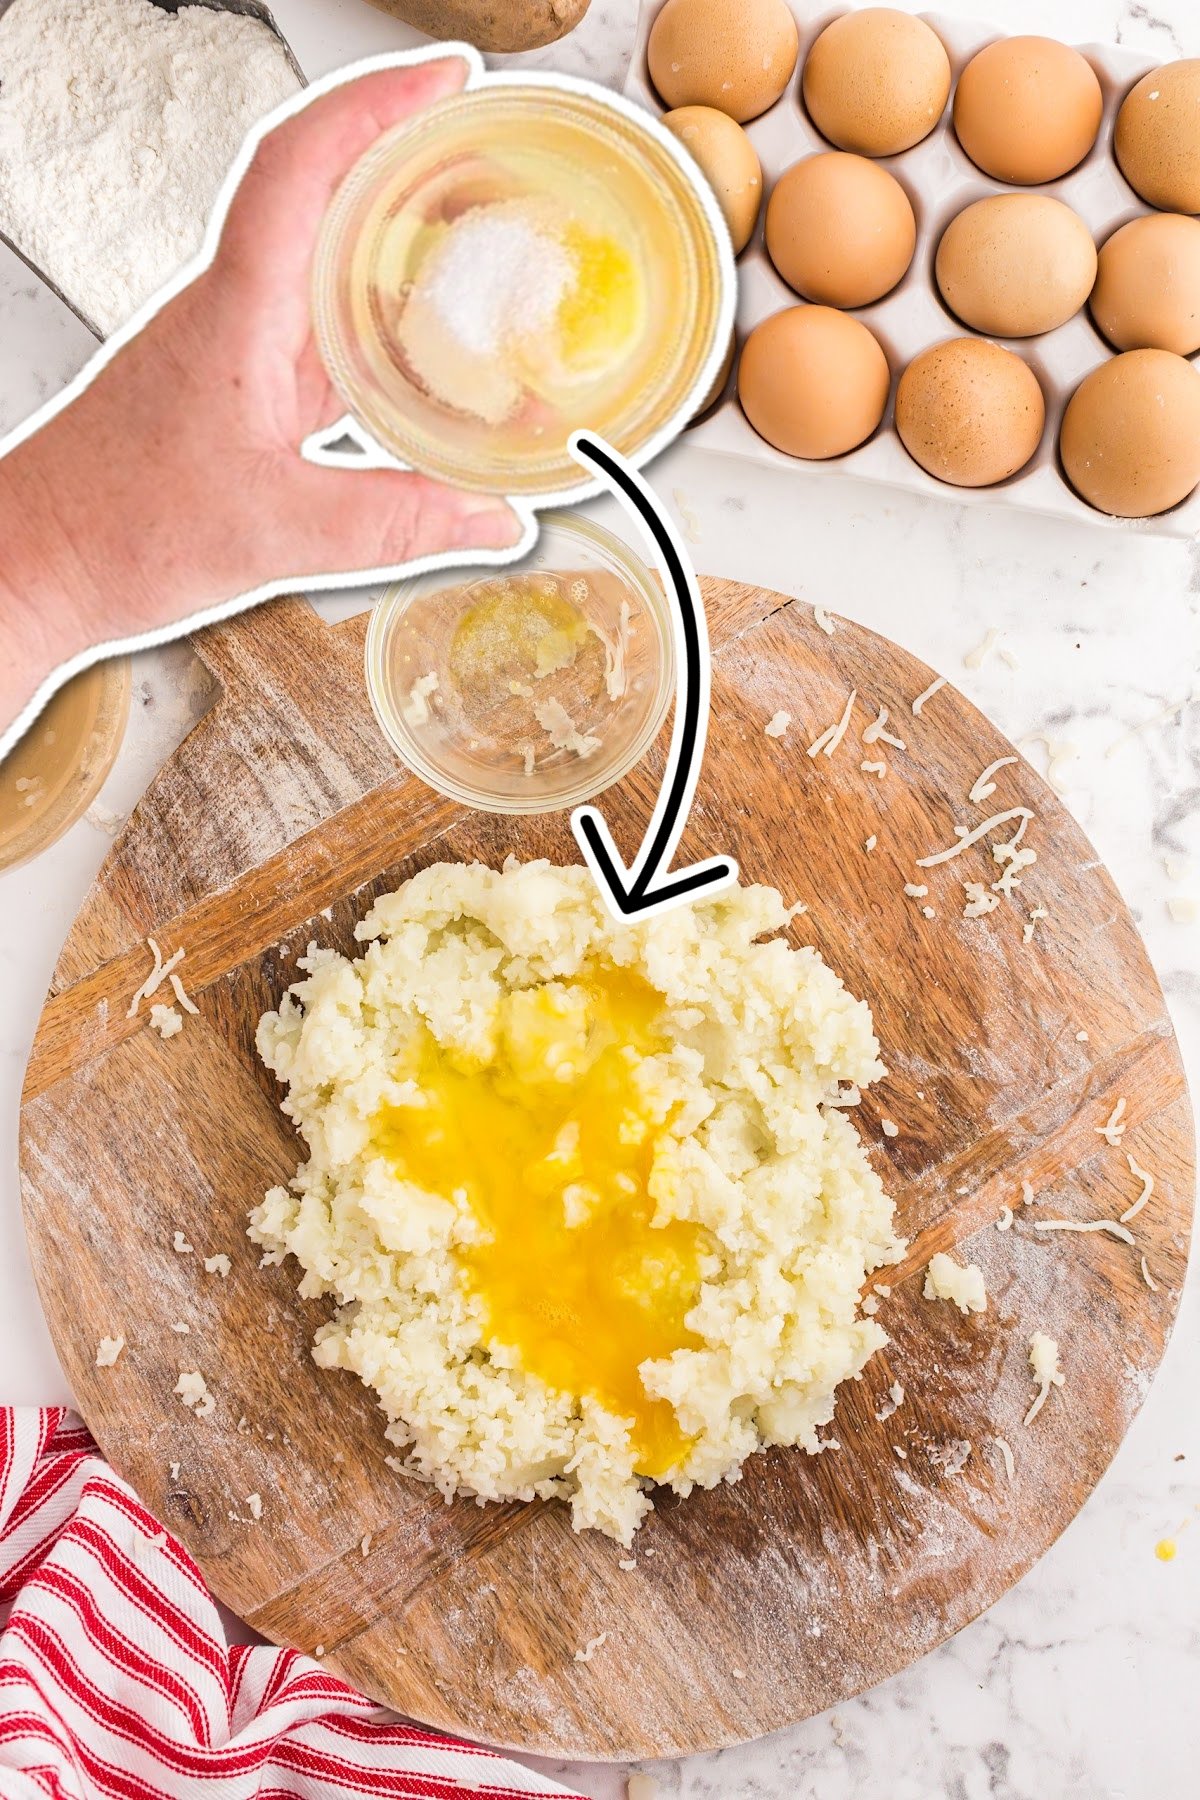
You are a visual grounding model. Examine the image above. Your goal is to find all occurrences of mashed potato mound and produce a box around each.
[251,860,902,1543]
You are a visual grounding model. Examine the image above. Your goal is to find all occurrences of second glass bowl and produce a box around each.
[366,514,674,813]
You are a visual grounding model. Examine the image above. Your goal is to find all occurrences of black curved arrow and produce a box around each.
[568,432,737,920]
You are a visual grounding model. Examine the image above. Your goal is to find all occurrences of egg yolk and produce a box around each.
[447,579,591,700]
[556,222,642,372]
[374,968,702,1479]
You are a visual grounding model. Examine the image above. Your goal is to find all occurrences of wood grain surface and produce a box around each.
[19,580,1194,1762]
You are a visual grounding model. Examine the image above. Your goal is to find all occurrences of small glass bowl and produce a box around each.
[312,80,728,496]
[0,660,130,872]
[365,513,674,813]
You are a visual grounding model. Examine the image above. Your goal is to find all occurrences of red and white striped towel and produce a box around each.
[0,1409,579,1800]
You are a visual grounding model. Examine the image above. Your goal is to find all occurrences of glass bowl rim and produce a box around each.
[311,71,736,502]
[364,510,677,815]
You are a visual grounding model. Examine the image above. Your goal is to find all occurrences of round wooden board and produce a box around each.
[19,581,1194,1762]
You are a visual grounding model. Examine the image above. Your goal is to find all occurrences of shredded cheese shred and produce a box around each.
[863,706,906,751]
[969,755,1018,807]
[1024,1332,1063,1426]
[1121,1155,1154,1223]
[1033,1217,1135,1246]
[807,689,857,759]
[1097,1098,1128,1147]
[128,938,186,1019]
[917,808,1034,869]
[911,676,947,716]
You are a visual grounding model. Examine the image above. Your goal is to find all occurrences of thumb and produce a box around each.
[217,58,471,302]
[284,465,525,578]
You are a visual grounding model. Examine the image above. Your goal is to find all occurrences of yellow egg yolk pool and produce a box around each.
[375,969,703,1479]
[447,578,593,701]
[554,221,642,373]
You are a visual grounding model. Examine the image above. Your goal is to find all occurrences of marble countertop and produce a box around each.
[1,0,1197,1794]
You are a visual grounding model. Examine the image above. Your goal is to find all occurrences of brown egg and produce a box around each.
[738,306,891,459]
[766,153,916,307]
[1092,214,1200,355]
[647,0,799,124]
[1060,350,1200,516]
[935,195,1097,337]
[662,106,762,253]
[802,8,952,157]
[896,339,1045,486]
[1115,61,1200,214]
[953,37,1103,184]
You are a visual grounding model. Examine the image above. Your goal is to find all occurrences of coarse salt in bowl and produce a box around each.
[312,76,732,498]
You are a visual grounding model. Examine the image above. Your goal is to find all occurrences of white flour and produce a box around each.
[0,0,298,334]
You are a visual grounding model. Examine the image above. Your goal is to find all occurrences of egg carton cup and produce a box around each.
[0,0,305,341]
[626,2,1199,539]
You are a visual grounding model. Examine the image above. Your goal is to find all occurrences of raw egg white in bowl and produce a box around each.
[313,72,735,502]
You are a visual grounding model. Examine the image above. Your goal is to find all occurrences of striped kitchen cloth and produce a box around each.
[0,1409,579,1799]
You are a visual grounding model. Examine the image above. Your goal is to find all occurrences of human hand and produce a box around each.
[0,57,525,743]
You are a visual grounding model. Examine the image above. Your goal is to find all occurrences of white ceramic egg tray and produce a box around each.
[626,2,1199,538]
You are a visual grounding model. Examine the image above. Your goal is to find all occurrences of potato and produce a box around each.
[359,0,591,54]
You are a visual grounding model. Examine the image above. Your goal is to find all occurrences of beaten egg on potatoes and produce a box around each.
[252,860,901,1545]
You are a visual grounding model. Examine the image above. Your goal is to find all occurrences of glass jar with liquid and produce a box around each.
[312,81,729,495]
[0,661,130,871]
